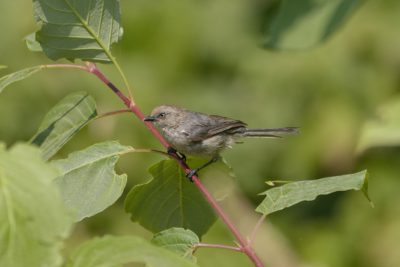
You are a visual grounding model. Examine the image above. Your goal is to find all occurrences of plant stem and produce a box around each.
[193,243,242,252]
[41,64,89,71]
[96,108,131,120]
[122,148,172,158]
[85,62,171,148]
[248,214,267,246]
[48,62,265,267]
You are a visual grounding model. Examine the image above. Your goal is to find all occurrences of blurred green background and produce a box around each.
[1,0,400,267]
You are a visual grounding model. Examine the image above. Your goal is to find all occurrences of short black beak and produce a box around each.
[143,116,156,122]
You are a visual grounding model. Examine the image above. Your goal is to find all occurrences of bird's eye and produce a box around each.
[157,112,166,118]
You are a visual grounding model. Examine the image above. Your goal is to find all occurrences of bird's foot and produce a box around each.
[185,156,221,182]
[185,169,198,182]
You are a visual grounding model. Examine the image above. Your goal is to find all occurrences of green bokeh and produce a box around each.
[1,1,400,267]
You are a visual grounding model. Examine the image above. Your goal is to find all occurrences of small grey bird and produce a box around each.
[144,105,298,178]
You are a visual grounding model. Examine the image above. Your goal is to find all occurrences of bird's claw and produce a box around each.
[178,152,187,162]
[185,169,198,182]
[167,147,177,155]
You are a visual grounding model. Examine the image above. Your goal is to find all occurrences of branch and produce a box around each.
[47,62,265,267]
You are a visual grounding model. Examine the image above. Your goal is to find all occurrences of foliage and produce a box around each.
[31,91,97,160]
[0,66,42,93]
[53,141,131,221]
[357,97,400,153]
[256,170,371,215]
[125,159,217,237]
[264,0,363,50]
[0,143,73,267]
[152,228,200,260]
[32,0,122,62]
[0,0,390,266]
[66,235,197,267]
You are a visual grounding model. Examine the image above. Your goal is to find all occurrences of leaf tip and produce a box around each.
[361,170,373,206]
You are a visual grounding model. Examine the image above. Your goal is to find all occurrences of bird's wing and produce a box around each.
[206,115,247,136]
[187,114,247,141]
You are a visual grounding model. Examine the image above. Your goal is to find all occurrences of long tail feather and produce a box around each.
[244,127,299,138]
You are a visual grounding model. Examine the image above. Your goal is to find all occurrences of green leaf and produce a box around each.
[25,33,43,52]
[52,141,131,221]
[256,170,371,215]
[152,228,199,260]
[0,143,73,267]
[125,159,217,237]
[264,0,362,50]
[66,235,198,267]
[357,97,400,153]
[0,66,42,93]
[33,0,122,62]
[0,65,7,70]
[31,91,97,160]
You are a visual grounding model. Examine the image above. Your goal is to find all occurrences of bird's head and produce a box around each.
[144,105,184,129]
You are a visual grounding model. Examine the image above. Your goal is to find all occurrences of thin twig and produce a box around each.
[96,108,131,120]
[124,148,172,158]
[248,214,267,246]
[193,243,242,252]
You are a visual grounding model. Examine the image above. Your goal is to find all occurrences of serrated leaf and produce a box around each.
[31,91,97,160]
[152,228,199,261]
[66,235,197,267]
[125,159,217,237]
[52,141,131,221]
[357,97,400,153]
[0,143,73,267]
[264,0,362,50]
[33,0,122,63]
[256,170,371,215]
[0,66,42,93]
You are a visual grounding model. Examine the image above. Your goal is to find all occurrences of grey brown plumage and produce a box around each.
[144,105,298,157]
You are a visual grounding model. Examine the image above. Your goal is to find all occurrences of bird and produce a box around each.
[144,105,298,179]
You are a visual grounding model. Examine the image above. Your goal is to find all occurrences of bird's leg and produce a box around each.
[186,155,221,181]
[167,147,186,162]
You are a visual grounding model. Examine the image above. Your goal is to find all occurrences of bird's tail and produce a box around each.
[244,127,299,138]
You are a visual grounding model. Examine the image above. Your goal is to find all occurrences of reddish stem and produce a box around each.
[59,62,264,267]
[86,63,170,148]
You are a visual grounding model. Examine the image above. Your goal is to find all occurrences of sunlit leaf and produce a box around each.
[33,0,122,62]
[66,235,197,267]
[31,91,97,160]
[125,159,217,237]
[0,143,73,267]
[0,66,42,93]
[264,0,362,50]
[357,97,400,153]
[52,141,131,221]
[152,228,199,261]
[256,170,371,215]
